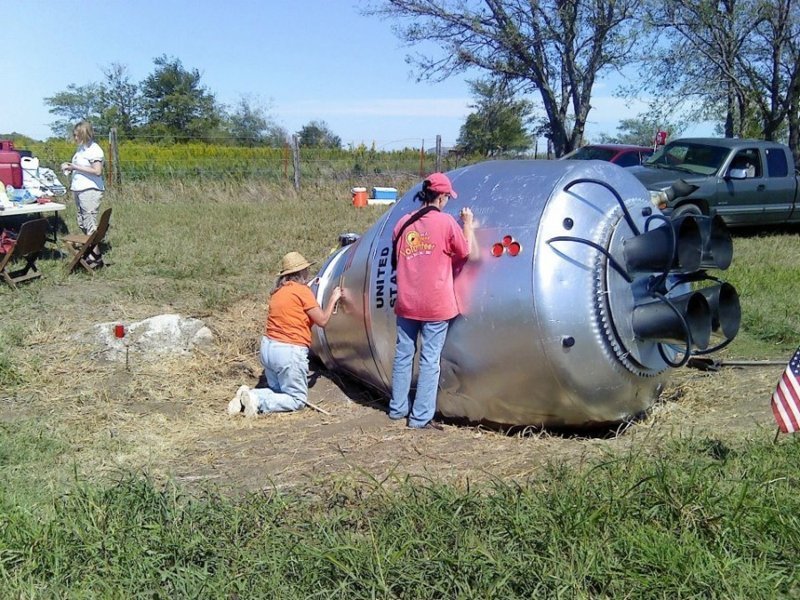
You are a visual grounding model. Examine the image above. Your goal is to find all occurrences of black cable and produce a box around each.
[693,337,734,355]
[564,178,640,236]
[546,235,633,283]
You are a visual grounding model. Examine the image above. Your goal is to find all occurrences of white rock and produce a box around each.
[91,313,214,362]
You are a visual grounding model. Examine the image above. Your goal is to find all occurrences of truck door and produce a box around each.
[720,148,766,225]
[762,147,794,224]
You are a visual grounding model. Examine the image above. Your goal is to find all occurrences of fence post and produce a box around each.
[435,135,442,172]
[291,135,301,191]
[108,128,122,185]
[419,139,425,178]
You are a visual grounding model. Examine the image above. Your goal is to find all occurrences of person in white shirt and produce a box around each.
[61,120,106,267]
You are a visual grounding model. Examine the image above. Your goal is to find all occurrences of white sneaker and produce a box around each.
[227,385,250,415]
[242,389,259,417]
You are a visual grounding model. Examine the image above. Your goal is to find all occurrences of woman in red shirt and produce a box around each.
[228,252,341,417]
[391,173,474,429]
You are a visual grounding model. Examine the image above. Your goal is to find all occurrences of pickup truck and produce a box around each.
[628,138,800,226]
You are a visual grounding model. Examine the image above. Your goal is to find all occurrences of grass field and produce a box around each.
[1,177,799,597]
[15,137,474,182]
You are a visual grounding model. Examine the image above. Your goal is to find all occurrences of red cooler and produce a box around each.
[0,140,23,189]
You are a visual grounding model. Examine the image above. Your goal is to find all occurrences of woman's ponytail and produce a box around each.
[415,179,438,204]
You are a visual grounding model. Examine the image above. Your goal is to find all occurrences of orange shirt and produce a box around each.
[265,281,319,347]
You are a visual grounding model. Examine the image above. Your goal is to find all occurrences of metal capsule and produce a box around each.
[311,160,738,428]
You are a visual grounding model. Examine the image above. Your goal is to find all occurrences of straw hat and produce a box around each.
[279,251,313,276]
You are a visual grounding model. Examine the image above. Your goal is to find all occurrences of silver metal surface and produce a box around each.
[311,160,706,428]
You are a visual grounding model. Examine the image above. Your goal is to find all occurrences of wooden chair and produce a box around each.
[63,207,112,274]
[0,218,48,289]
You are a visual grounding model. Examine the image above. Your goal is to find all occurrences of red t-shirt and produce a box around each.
[393,209,469,321]
[265,281,319,347]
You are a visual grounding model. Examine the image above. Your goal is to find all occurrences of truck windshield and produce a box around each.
[644,142,729,175]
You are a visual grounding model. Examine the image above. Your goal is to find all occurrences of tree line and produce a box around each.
[367,0,800,162]
[45,56,342,149]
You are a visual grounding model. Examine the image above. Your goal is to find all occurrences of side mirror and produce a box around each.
[728,168,748,180]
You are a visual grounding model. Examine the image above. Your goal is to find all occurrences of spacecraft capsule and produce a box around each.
[311,160,738,428]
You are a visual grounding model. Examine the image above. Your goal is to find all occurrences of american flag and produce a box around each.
[771,347,800,434]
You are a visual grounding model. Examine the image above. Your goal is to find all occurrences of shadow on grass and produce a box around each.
[730,222,800,238]
[302,355,649,440]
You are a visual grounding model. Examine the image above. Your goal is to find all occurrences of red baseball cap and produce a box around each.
[426,172,458,199]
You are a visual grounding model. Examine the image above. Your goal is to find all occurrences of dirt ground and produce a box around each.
[175,364,783,492]
[3,291,787,494]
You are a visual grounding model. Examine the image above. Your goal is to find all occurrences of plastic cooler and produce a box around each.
[0,140,23,189]
[371,187,397,200]
[351,187,368,207]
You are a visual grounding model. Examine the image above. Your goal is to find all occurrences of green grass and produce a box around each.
[722,230,800,355]
[1,179,799,597]
[16,137,483,182]
[1,435,799,597]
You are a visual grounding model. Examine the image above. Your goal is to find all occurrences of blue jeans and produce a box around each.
[390,317,450,428]
[250,336,308,413]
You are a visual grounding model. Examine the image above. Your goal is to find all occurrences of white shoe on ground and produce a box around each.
[242,388,259,417]
[227,385,249,415]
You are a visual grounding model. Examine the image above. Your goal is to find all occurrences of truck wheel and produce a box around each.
[672,204,702,218]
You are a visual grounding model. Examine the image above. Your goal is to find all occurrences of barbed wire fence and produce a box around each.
[18,130,546,192]
[104,130,483,190]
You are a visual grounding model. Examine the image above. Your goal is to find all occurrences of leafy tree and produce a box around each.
[140,55,221,142]
[457,79,532,155]
[297,120,341,149]
[640,0,765,139]
[598,116,684,146]
[98,63,143,139]
[365,0,644,157]
[742,0,800,159]
[224,96,288,146]
[640,0,800,162]
[44,83,104,138]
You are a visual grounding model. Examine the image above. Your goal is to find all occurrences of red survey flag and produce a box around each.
[771,347,800,433]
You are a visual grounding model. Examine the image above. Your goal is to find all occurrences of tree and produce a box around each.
[640,0,766,139]
[44,83,104,138]
[457,79,532,155]
[140,55,221,142]
[598,116,684,146]
[742,0,800,158]
[98,63,143,139]
[297,120,341,149]
[640,0,800,161]
[365,0,644,157]
[224,96,287,146]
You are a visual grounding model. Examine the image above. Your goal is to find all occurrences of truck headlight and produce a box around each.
[649,190,668,210]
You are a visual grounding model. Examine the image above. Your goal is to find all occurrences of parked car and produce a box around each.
[629,137,800,226]
[561,144,654,167]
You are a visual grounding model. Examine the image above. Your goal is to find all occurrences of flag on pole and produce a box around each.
[771,347,800,433]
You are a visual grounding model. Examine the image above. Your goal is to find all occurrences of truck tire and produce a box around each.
[672,204,702,218]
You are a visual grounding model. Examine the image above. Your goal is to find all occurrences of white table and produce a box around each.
[0,201,67,217]
[0,201,67,242]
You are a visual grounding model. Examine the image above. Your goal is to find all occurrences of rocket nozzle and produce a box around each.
[695,282,740,340]
[694,214,733,270]
[632,291,712,350]
[623,216,703,273]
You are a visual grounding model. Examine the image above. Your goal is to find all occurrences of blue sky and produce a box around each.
[0,0,708,149]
